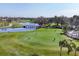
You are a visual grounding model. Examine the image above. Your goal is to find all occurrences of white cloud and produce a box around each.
[52,8,79,17]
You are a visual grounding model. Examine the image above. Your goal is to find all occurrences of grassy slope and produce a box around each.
[0,28,78,56]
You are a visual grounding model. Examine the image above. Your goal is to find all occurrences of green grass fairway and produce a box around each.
[0,28,78,56]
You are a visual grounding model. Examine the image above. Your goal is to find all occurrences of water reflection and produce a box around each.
[0,22,40,32]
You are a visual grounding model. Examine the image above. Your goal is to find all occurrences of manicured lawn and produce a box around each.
[0,28,78,56]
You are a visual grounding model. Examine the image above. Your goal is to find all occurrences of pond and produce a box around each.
[0,22,40,32]
[0,28,36,32]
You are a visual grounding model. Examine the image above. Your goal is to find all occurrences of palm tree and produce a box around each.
[54,16,59,26]
[75,47,79,56]
[69,41,76,56]
[59,40,68,56]
[59,40,63,56]
[67,44,72,55]
[59,40,74,56]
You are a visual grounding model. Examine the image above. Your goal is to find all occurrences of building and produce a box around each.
[20,22,40,29]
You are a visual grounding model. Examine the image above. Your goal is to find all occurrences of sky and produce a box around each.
[0,3,79,17]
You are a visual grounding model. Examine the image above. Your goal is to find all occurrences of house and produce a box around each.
[66,30,79,39]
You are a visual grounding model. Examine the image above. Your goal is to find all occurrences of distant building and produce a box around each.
[20,22,40,29]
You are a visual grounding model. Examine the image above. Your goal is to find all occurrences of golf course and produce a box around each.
[0,28,78,56]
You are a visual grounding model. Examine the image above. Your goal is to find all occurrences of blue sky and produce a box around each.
[0,3,79,17]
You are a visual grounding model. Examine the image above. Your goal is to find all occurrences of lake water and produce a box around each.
[0,28,36,32]
[0,22,39,32]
